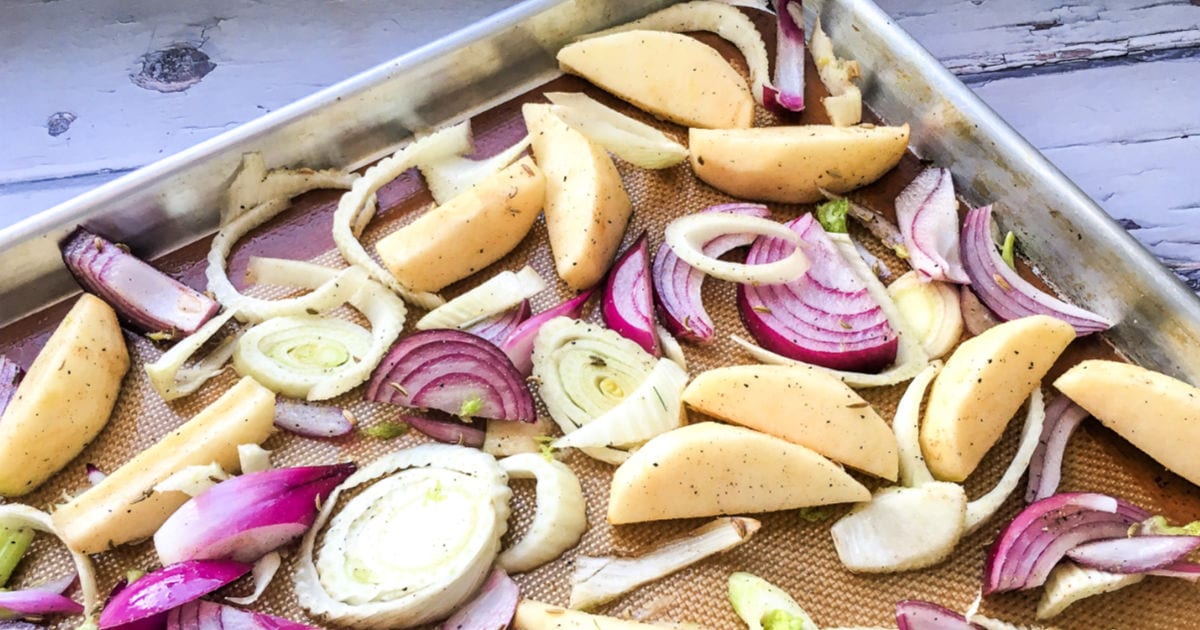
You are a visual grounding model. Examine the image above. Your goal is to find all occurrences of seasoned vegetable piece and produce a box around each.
[919,315,1073,482]
[689,124,910,203]
[608,422,870,524]
[52,376,276,553]
[376,156,546,293]
[513,600,663,629]
[1055,360,1200,487]
[557,30,754,129]
[682,364,899,480]
[0,294,129,497]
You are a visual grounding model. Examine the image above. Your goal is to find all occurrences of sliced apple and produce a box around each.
[523,103,632,290]
[607,421,870,524]
[689,124,909,203]
[1055,360,1200,487]
[919,315,1075,482]
[557,30,753,130]
[682,364,898,480]
[376,156,545,293]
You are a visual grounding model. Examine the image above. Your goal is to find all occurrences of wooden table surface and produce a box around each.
[2,0,1197,287]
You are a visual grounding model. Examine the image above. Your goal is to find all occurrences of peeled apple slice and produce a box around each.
[294,444,511,629]
[496,453,587,573]
[830,482,968,573]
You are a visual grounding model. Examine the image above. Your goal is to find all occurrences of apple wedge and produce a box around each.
[523,103,632,290]
[607,421,870,524]
[557,30,753,130]
[689,124,909,203]
[682,364,898,480]
[376,156,545,293]
[920,315,1075,482]
[1054,360,1200,487]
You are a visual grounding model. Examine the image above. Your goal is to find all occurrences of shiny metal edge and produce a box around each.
[810,0,1200,381]
[4,0,1198,385]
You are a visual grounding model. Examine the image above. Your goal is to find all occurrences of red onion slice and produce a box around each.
[0,357,22,419]
[1148,561,1200,580]
[961,206,1113,336]
[958,285,1000,336]
[984,493,1145,593]
[273,400,354,438]
[437,568,519,630]
[603,232,659,356]
[499,290,594,375]
[895,600,981,630]
[652,203,769,344]
[1025,396,1089,503]
[166,600,320,630]
[153,464,356,565]
[464,301,531,347]
[0,578,83,618]
[98,561,251,629]
[740,214,898,372]
[1067,535,1200,574]
[895,167,969,284]
[763,0,805,112]
[367,330,536,422]
[85,463,108,486]
[61,228,219,338]
[401,412,486,448]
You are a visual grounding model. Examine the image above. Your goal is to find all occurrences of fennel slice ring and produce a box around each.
[497,453,588,573]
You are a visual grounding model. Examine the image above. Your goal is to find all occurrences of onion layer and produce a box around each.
[603,231,658,355]
[499,290,593,375]
[437,568,519,630]
[400,412,486,448]
[895,600,981,630]
[274,401,355,439]
[961,206,1113,336]
[764,0,806,112]
[144,309,239,401]
[1025,396,1089,503]
[496,453,587,573]
[664,213,809,285]
[168,599,321,630]
[464,301,530,347]
[98,561,251,629]
[895,167,969,284]
[1066,536,1200,574]
[652,203,769,344]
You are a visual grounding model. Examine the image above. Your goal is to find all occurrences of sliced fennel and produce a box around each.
[887,270,963,360]
[657,324,688,372]
[223,152,357,225]
[237,443,272,474]
[483,416,556,458]
[532,317,658,464]
[152,462,230,497]
[226,551,281,606]
[416,267,546,331]
[545,92,687,169]
[234,258,407,401]
[334,123,483,309]
[810,19,863,127]
[728,572,817,630]
[570,517,761,610]
[963,388,1045,533]
[295,444,511,628]
[496,453,587,573]
[830,482,967,573]
[416,130,532,205]
[1037,561,1144,620]
[145,309,239,401]
[893,361,941,488]
[665,213,809,285]
[733,233,931,388]
[553,358,687,450]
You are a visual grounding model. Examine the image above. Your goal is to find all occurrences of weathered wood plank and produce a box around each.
[876,0,1200,76]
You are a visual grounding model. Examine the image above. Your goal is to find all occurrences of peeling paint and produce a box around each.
[130,44,216,93]
[46,112,76,137]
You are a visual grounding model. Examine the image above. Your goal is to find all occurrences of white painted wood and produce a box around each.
[877,0,1200,75]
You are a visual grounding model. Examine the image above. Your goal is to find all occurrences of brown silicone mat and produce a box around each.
[4,9,1199,630]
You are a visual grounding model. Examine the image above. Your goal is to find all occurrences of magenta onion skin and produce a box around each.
[438,568,519,630]
[983,493,1145,593]
[740,213,898,372]
[961,206,1112,336]
[765,0,805,113]
[98,561,251,629]
[61,228,219,338]
[894,167,969,284]
[0,356,22,419]
[895,600,981,630]
[603,232,659,356]
[273,400,354,438]
[367,330,535,422]
[166,600,321,630]
[153,464,356,566]
[465,300,531,346]
[401,412,486,448]
[499,289,594,375]
[0,586,83,618]
[1025,396,1089,503]
[652,203,769,344]
[1067,535,1200,574]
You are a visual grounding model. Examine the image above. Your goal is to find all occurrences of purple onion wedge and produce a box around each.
[368,330,535,422]
[153,464,356,565]
[98,561,251,630]
[1025,396,1089,503]
[961,206,1112,336]
[401,411,486,448]
[274,400,354,439]
[740,214,898,372]
[603,231,659,356]
[499,290,594,376]
[1067,535,1200,574]
[895,167,969,284]
[464,300,531,347]
[438,568,519,630]
[895,600,981,630]
[0,357,22,419]
[60,228,219,339]
[652,203,769,344]
[764,0,806,113]
[0,576,83,619]
[166,600,320,630]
